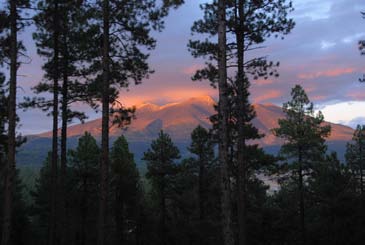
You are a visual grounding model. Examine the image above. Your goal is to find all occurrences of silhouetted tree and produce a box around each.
[68,132,100,245]
[188,126,215,245]
[143,130,181,245]
[273,85,330,244]
[30,1,62,243]
[189,1,294,243]
[346,125,365,195]
[110,136,141,244]
[307,152,359,244]
[88,2,184,243]
[0,1,29,244]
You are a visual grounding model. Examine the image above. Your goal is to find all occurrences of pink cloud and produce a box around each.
[298,67,355,79]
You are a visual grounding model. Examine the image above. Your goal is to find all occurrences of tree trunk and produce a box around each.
[218,0,234,245]
[98,0,110,244]
[360,143,363,195]
[236,0,247,244]
[1,1,17,244]
[160,182,167,245]
[60,22,69,245]
[298,150,305,245]
[115,191,124,245]
[198,153,205,245]
[81,179,87,245]
[49,1,60,244]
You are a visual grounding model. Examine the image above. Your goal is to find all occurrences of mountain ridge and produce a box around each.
[34,95,354,145]
[18,96,354,166]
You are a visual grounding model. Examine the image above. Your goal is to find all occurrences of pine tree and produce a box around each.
[68,132,100,245]
[0,74,7,170]
[28,2,101,243]
[143,130,181,245]
[189,1,294,243]
[346,125,365,195]
[110,136,141,244]
[30,153,53,244]
[30,1,62,243]
[188,125,217,245]
[217,1,234,243]
[0,169,32,245]
[307,152,359,244]
[273,85,330,244]
[0,1,29,244]
[86,2,184,243]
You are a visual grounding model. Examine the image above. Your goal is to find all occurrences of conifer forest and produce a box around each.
[2,0,365,245]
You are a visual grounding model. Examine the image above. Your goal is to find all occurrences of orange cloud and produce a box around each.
[253,90,283,103]
[298,67,355,79]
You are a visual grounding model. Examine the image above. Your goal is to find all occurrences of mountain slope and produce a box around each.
[35,95,355,144]
[38,96,216,142]
[18,96,354,165]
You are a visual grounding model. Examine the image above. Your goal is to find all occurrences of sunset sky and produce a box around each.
[14,0,365,134]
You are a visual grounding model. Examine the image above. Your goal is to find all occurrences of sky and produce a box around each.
[11,0,365,134]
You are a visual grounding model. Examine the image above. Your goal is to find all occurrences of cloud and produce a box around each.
[320,40,336,49]
[298,68,356,79]
[292,0,332,21]
[348,117,365,128]
[342,32,365,44]
[317,101,365,128]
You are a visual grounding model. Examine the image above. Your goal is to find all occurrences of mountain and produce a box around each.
[37,96,216,142]
[18,95,354,166]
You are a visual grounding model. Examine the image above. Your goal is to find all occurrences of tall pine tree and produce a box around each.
[273,85,330,244]
[143,130,181,245]
[188,125,218,245]
[110,136,141,244]
[0,1,29,244]
[189,1,294,243]
[68,132,100,245]
[85,2,184,244]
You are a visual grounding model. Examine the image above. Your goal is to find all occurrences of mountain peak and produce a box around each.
[184,95,216,105]
[136,102,159,111]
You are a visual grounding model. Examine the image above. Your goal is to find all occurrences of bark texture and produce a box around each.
[218,0,235,244]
